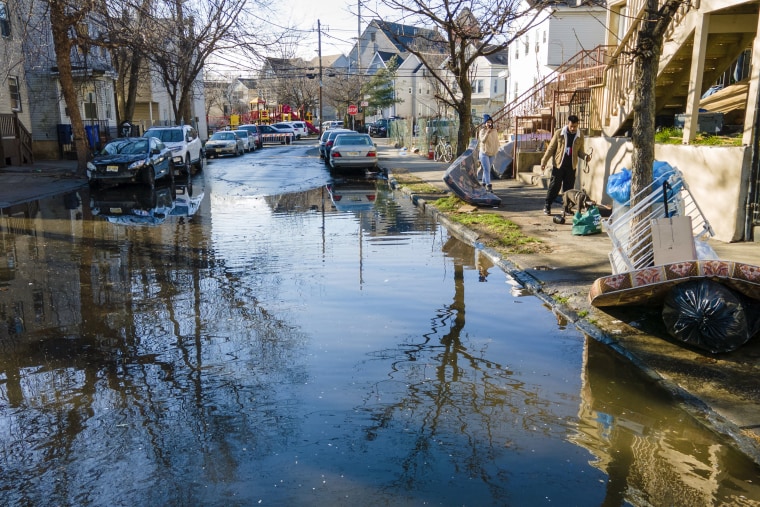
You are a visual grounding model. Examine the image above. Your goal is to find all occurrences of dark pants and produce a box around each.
[545,166,575,208]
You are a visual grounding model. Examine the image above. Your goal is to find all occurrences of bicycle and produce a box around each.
[434,136,453,163]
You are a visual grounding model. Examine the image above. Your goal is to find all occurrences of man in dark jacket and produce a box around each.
[540,115,592,215]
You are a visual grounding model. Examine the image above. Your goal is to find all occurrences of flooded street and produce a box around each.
[1,143,759,505]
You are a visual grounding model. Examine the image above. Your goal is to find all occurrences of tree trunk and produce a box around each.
[50,0,89,175]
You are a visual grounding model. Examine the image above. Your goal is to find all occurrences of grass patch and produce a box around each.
[392,172,444,195]
[655,126,742,146]
[578,310,589,318]
[432,196,546,254]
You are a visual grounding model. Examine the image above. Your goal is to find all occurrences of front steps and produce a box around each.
[517,165,550,188]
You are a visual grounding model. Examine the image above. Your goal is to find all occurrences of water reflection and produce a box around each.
[0,176,758,504]
[574,338,760,504]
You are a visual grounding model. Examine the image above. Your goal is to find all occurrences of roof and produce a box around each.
[482,46,509,66]
[376,51,404,67]
[237,78,257,89]
[370,20,443,52]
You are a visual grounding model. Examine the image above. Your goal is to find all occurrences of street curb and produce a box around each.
[390,177,760,465]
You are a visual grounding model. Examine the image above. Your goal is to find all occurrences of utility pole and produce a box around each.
[318,19,323,134]
[357,1,361,73]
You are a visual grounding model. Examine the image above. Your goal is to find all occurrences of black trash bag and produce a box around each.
[662,279,752,353]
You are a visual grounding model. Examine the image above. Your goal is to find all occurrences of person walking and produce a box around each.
[540,115,592,215]
[478,117,499,191]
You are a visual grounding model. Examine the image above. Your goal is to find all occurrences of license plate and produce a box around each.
[106,165,119,172]
[347,151,359,156]
[108,207,123,214]
[216,149,222,153]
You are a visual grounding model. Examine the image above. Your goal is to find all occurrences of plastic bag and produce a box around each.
[606,168,631,204]
[571,206,602,235]
[661,280,753,353]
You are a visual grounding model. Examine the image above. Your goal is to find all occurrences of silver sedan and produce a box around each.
[328,133,378,170]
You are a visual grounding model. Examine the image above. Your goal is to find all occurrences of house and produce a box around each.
[393,54,440,123]
[18,0,118,159]
[348,20,440,75]
[470,46,510,122]
[0,0,33,166]
[506,0,606,104]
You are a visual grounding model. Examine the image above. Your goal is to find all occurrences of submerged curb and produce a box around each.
[390,177,760,466]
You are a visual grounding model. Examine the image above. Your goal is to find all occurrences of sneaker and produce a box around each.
[543,205,551,215]
[486,184,492,191]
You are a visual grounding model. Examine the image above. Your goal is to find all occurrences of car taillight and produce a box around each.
[367,195,376,201]
[332,151,341,158]
[367,151,376,157]
[332,195,342,201]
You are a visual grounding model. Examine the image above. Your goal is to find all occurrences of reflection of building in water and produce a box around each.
[570,338,760,504]
[0,195,85,341]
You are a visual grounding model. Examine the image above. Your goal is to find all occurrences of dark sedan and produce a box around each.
[87,137,173,188]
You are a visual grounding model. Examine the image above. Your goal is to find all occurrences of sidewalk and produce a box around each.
[376,142,760,464]
[0,159,84,208]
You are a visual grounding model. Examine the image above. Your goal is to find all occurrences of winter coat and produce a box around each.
[541,125,589,171]
[478,126,500,157]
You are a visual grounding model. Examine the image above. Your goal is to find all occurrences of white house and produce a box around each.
[470,46,510,122]
[507,0,606,104]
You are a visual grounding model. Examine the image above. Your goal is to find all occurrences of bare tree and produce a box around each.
[322,71,364,123]
[48,0,94,172]
[369,0,543,155]
[630,0,687,202]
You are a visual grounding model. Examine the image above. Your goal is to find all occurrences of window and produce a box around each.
[83,92,97,119]
[493,79,498,93]
[543,31,547,43]
[8,76,21,111]
[514,44,519,60]
[0,1,10,37]
[472,79,483,94]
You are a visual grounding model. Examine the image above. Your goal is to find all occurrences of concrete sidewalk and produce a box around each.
[375,142,760,464]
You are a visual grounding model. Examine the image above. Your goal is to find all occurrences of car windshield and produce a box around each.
[100,138,149,155]
[211,132,236,141]
[335,135,370,145]
[234,131,248,138]
[146,129,183,143]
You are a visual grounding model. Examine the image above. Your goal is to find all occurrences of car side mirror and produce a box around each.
[152,148,161,155]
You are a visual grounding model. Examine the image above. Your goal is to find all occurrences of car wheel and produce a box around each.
[184,155,192,176]
[143,166,156,188]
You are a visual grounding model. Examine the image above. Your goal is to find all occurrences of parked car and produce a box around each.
[258,124,294,144]
[322,120,344,130]
[87,137,174,188]
[233,129,254,153]
[238,124,262,150]
[321,129,355,163]
[143,125,204,175]
[271,122,297,140]
[205,131,245,158]
[282,121,307,139]
[368,117,402,138]
[328,133,378,170]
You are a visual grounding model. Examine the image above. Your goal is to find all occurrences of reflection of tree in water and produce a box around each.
[0,195,312,504]
[572,338,760,506]
[359,237,559,495]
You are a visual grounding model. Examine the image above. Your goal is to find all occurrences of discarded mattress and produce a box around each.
[442,140,501,207]
[492,140,514,178]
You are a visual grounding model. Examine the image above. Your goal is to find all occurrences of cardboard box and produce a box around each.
[651,216,697,265]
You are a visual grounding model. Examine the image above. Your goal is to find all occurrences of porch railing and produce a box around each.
[591,0,695,133]
[0,113,34,166]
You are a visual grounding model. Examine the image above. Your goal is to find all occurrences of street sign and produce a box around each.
[360,101,369,107]
[348,104,358,115]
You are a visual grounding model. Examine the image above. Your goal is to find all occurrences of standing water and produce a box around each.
[0,172,758,505]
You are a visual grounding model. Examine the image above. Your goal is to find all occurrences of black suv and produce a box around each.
[368,117,402,138]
